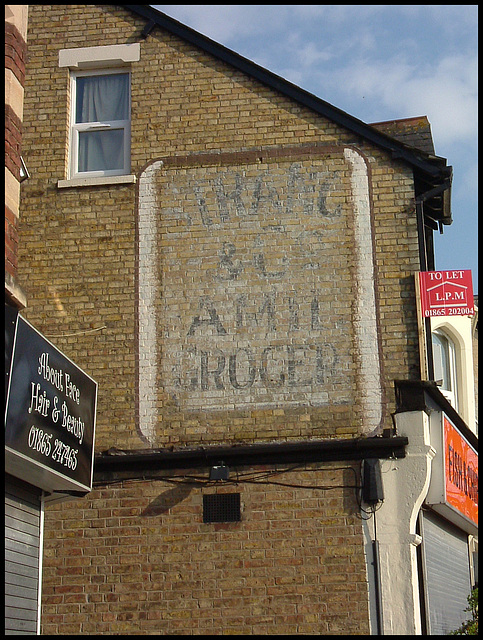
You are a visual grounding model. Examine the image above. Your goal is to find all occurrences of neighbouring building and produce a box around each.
[5,5,97,635]
[16,5,477,635]
[5,6,39,635]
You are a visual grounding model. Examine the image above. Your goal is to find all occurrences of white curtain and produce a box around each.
[76,73,129,172]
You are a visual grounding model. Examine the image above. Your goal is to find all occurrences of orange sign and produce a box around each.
[444,416,478,525]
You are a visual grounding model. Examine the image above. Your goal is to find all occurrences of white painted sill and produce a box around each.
[57,174,137,189]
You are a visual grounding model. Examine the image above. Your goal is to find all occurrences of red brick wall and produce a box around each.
[5,204,19,278]
[5,103,23,182]
[5,21,27,87]
[5,16,27,289]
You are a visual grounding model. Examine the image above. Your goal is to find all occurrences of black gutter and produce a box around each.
[94,436,408,477]
[372,539,384,635]
[123,5,450,184]
[415,194,434,381]
[415,176,453,381]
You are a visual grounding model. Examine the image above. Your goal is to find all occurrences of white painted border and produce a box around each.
[137,161,163,444]
[344,148,383,434]
[137,149,384,439]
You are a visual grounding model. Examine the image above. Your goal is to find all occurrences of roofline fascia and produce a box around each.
[123,5,449,182]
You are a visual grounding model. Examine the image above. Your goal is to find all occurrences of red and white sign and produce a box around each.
[418,270,474,318]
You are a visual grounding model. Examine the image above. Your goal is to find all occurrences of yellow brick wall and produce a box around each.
[18,6,422,635]
[41,464,371,635]
[20,5,419,452]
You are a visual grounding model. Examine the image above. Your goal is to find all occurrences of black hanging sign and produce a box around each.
[5,308,97,494]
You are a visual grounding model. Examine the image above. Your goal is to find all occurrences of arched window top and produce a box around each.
[432,329,458,410]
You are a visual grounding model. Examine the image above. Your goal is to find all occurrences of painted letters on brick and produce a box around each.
[141,155,356,412]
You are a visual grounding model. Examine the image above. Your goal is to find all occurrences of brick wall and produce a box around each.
[5,9,28,297]
[5,20,27,87]
[5,103,23,182]
[5,203,19,279]
[41,465,370,635]
[19,4,420,452]
[18,5,423,634]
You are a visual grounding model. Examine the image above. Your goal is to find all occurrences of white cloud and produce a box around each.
[152,4,478,289]
[333,53,478,147]
[154,5,477,150]
[154,5,387,45]
[154,5,297,42]
[291,41,334,68]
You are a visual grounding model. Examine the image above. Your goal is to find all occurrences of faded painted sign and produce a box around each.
[137,147,382,439]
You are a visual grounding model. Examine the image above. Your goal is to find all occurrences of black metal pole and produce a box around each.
[373,539,383,635]
[415,198,435,381]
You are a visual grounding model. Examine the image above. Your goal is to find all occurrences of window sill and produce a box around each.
[57,174,137,189]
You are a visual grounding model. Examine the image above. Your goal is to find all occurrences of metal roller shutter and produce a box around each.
[420,510,472,635]
[5,476,42,635]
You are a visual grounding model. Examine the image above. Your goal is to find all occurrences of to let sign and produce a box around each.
[5,310,97,495]
[418,270,474,318]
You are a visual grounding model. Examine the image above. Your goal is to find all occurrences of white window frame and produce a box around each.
[430,315,477,433]
[432,329,458,410]
[69,68,131,180]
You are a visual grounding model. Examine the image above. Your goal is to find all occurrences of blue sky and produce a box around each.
[153,5,478,293]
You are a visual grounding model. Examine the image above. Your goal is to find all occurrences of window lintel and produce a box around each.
[59,43,140,69]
